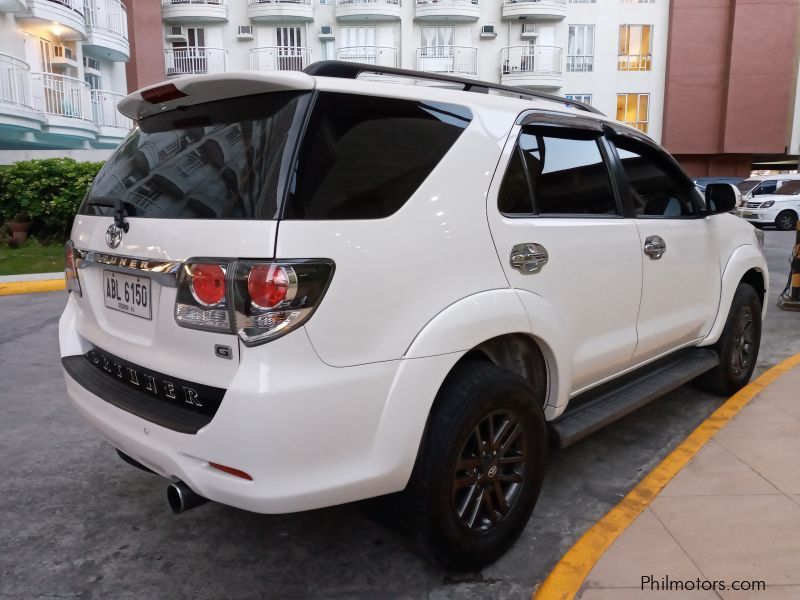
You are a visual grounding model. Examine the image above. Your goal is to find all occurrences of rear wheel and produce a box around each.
[407,361,547,571]
[775,210,798,231]
[697,283,762,395]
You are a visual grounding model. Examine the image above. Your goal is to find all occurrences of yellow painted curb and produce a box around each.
[534,352,800,600]
[0,279,65,296]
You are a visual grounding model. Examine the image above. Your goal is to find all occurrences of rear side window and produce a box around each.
[612,136,697,217]
[285,93,471,220]
[498,127,618,216]
[80,91,308,220]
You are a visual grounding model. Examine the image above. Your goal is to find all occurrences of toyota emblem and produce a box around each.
[106,223,123,249]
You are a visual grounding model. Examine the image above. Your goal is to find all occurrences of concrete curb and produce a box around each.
[0,278,65,296]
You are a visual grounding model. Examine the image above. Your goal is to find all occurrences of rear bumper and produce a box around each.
[59,296,460,513]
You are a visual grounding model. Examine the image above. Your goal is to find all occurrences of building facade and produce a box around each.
[0,0,131,160]
[155,0,671,141]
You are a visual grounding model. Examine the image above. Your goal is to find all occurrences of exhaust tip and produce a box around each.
[167,481,208,514]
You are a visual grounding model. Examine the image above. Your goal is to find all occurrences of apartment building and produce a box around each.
[0,0,131,161]
[153,0,670,141]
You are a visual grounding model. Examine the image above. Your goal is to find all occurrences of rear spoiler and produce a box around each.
[118,71,315,121]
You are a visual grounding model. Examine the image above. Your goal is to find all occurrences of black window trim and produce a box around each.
[499,115,625,220]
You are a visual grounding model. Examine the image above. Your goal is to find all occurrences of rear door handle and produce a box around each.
[510,243,549,274]
[644,235,667,260]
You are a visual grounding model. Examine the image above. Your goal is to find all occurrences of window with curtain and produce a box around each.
[616,93,649,133]
[567,25,594,72]
[618,24,652,71]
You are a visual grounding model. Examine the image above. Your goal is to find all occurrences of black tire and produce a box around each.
[697,283,762,395]
[775,210,798,231]
[406,360,547,571]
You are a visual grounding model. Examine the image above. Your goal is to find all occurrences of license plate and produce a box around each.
[741,212,756,219]
[103,270,152,320]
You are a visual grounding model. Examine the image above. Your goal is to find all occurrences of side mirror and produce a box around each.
[705,183,740,214]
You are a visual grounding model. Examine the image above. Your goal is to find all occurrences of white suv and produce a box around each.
[60,63,768,570]
[738,179,800,230]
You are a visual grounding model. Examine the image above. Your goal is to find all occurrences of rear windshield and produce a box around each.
[80,91,309,220]
[774,180,800,195]
[80,90,470,222]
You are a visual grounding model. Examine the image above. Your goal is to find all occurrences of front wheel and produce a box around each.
[775,210,798,231]
[407,361,547,571]
[697,283,762,395]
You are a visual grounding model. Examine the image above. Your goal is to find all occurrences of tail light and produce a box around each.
[65,240,81,296]
[175,259,334,346]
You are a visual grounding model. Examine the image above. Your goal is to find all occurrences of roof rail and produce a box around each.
[303,60,603,116]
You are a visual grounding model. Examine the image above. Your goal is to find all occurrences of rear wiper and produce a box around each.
[85,196,131,232]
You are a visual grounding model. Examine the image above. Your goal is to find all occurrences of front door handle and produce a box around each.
[510,243,549,274]
[644,235,667,260]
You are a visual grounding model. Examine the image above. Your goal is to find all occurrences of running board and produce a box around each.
[550,349,720,448]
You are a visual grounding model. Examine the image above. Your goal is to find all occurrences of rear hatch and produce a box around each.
[68,75,314,389]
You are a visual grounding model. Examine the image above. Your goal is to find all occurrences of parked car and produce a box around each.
[693,176,744,192]
[59,62,768,570]
[738,179,800,230]
[736,174,800,205]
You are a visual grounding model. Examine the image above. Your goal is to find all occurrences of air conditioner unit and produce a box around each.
[521,24,538,40]
[319,25,334,39]
[236,25,254,40]
[166,26,187,42]
[480,24,497,39]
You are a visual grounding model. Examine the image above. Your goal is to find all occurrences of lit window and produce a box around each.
[566,94,592,106]
[616,93,649,133]
[618,25,652,71]
[567,25,594,72]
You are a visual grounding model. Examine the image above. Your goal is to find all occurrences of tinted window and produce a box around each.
[775,180,800,195]
[503,128,617,216]
[286,93,470,219]
[498,147,534,215]
[80,91,307,220]
[613,137,696,217]
[754,181,778,195]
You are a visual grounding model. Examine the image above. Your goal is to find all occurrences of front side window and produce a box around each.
[498,128,618,216]
[286,93,470,220]
[754,181,778,195]
[613,137,697,217]
[618,24,652,71]
[616,93,649,133]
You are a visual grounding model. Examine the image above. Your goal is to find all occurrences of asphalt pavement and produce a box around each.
[0,230,798,600]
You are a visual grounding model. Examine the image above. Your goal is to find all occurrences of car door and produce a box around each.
[487,118,643,392]
[607,131,721,363]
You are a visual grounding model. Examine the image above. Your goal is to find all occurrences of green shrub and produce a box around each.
[0,158,103,241]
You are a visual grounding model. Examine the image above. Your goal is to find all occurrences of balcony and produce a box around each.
[91,89,132,144]
[0,53,43,134]
[501,0,566,21]
[19,0,86,40]
[337,46,398,67]
[29,72,98,139]
[84,0,129,61]
[0,0,26,11]
[161,0,228,23]
[247,0,312,22]
[500,45,563,89]
[165,47,227,76]
[416,46,477,78]
[249,46,311,71]
[415,0,479,22]
[335,0,401,22]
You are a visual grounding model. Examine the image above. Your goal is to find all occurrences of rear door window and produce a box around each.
[80,91,309,220]
[285,92,471,220]
[498,126,619,217]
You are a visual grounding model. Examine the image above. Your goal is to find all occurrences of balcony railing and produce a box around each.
[567,55,593,72]
[45,0,84,15]
[30,72,93,120]
[416,0,477,6]
[90,89,131,129]
[501,0,566,19]
[618,53,651,72]
[336,0,400,5]
[501,45,563,76]
[416,46,477,77]
[337,46,398,67]
[249,46,311,71]
[84,0,128,39]
[161,0,226,6]
[165,47,227,76]
[0,53,34,110]
[247,0,310,4]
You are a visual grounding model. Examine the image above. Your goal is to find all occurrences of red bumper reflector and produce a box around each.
[209,462,253,481]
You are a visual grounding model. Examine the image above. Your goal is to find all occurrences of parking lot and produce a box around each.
[0,230,798,600]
